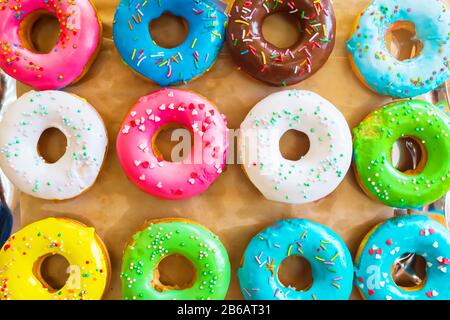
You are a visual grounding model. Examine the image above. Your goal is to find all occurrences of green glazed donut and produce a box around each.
[121,218,231,300]
[353,100,450,208]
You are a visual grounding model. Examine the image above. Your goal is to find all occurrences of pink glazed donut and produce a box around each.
[116,88,228,200]
[0,0,102,90]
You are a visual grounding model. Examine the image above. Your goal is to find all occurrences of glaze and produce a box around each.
[355,215,450,300]
[239,90,352,204]
[347,0,450,98]
[353,99,450,208]
[0,217,110,300]
[226,0,336,86]
[121,218,230,300]
[116,88,228,200]
[238,219,353,300]
[0,0,102,90]
[0,90,108,200]
[113,0,226,86]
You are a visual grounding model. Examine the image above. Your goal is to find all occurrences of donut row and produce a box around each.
[0,89,448,209]
[0,213,449,300]
[0,0,449,97]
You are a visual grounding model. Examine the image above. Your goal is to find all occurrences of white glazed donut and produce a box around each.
[239,90,352,204]
[0,90,107,200]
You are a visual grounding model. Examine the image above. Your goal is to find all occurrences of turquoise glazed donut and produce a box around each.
[238,219,353,300]
[113,0,226,86]
[347,0,450,98]
[355,215,450,300]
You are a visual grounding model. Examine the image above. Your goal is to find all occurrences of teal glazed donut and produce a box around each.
[113,0,226,86]
[238,219,353,300]
[347,0,450,98]
[355,215,450,300]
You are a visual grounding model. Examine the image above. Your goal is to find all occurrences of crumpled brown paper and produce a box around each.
[16,0,449,300]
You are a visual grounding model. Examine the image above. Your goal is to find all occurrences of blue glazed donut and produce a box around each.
[113,0,226,86]
[347,0,450,98]
[355,215,450,300]
[238,219,353,300]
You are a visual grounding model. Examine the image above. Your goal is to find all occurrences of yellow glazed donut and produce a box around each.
[0,218,110,300]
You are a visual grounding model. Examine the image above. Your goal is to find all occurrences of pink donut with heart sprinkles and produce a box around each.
[116,88,228,200]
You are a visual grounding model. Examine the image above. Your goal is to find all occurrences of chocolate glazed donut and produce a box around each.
[226,0,336,86]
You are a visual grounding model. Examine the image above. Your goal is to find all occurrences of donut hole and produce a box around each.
[153,254,196,292]
[20,11,61,54]
[262,12,303,49]
[33,254,70,292]
[278,255,313,291]
[391,137,426,175]
[149,12,189,49]
[279,130,310,161]
[153,123,193,162]
[37,128,68,164]
[391,253,427,291]
[385,21,423,61]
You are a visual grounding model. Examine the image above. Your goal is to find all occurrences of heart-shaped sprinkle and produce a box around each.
[368,289,375,296]
[134,160,141,167]
[139,175,146,181]
[386,239,392,246]
[433,241,439,248]
[146,109,152,115]
[156,182,163,188]
[188,178,196,185]
[122,125,130,134]
[130,111,137,117]
[139,125,146,131]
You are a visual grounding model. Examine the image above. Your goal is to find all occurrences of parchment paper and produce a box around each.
[17,0,449,300]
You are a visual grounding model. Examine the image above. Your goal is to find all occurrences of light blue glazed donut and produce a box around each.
[347,0,450,98]
[238,219,353,300]
[355,215,450,300]
[113,0,226,86]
